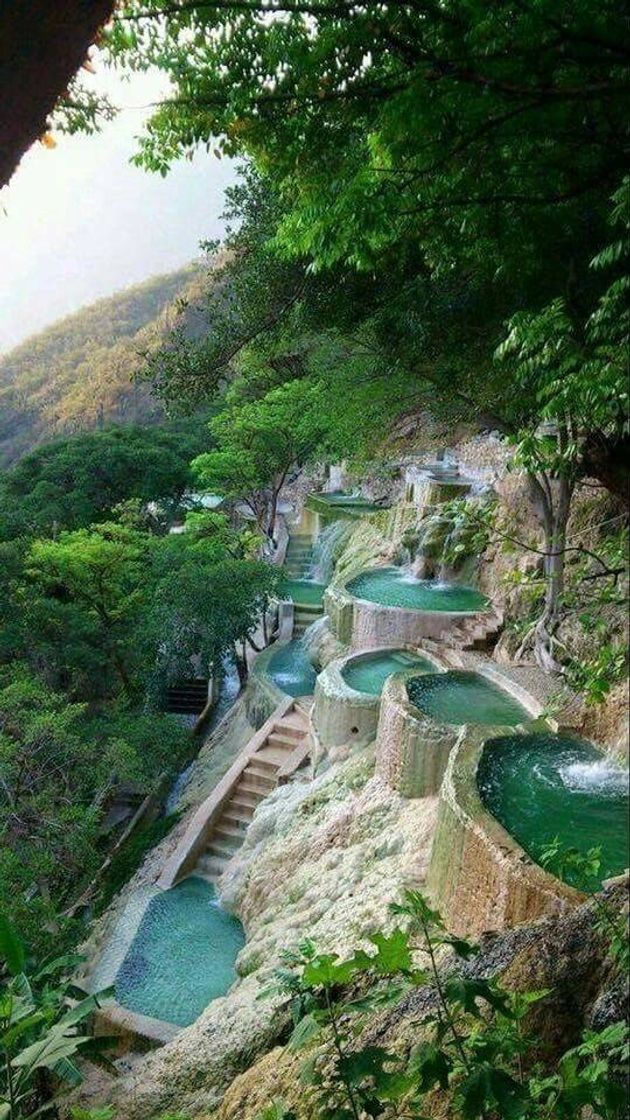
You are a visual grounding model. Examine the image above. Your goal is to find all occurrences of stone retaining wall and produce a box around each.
[325,582,485,649]
[375,671,460,798]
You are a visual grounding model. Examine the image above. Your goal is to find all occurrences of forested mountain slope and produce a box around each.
[0,264,208,464]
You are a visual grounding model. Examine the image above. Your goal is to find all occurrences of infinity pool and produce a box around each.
[478,733,629,888]
[267,638,318,696]
[407,671,528,726]
[346,568,488,612]
[342,649,434,696]
[115,877,245,1027]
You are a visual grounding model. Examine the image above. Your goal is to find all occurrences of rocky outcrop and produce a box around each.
[79,745,439,1118]
[209,881,629,1120]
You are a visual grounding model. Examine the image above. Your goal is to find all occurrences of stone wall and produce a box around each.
[375,672,460,798]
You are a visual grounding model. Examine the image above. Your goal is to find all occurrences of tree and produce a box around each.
[496,178,629,670]
[24,522,151,699]
[145,511,279,691]
[0,663,186,948]
[107,0,627,279]
[0,424,209,541]
[193,379,328,537]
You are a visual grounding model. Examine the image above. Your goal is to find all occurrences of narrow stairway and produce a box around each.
[439,608,503,652]
[164,678,209,714]
[283,534,314,578]
[195,706,310,883]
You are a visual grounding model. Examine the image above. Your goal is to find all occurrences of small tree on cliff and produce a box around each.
[497,180,629,672]
[192,379,327,540]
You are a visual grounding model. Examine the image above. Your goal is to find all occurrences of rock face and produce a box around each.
[84,746,439,1118]
[211,883,629,1120]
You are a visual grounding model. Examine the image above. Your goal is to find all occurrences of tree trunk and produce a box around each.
[527,472,573,675]
[234,641,249,685]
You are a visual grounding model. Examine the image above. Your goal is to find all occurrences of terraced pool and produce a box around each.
[115,877,245,1027]
[346,568,488,612]
[407,671,529,727]
[478,733,629,888]
[342,649,434,695]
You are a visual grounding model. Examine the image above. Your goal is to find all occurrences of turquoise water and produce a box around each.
[342,649,434,696]
[407,671,528,726]
[267,638,317,696]
[346,568,488,612]
[116,877,245,1027]
[478,733,630,888]
[279,579,326,606]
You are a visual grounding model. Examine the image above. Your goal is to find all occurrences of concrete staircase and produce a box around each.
[438,608,503,652]
[159,700,311,889]
[283,534,314,579]
[293,601,325,636]
[164,678,209,714]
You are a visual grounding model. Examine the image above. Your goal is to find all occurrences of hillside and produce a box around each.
[0,264,209,465]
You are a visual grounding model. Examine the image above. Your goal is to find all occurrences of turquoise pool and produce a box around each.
[267,638,318,697]
[407,671,529,727]
[478,733,629,889]
[278,579,326,606]
[115,877,245,1027]
[346,568,488,612]
[342,649,434,696]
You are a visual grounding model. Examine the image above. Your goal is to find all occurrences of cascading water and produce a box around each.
[266,618,323,697]
[309,519,349,583]
[165,655,241,813]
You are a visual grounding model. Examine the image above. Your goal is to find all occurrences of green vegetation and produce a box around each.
[102,0,629,674]
[0,424,211,539]
[0,266,207,466]
[259,883,628,1119]
[0,917,112,1120]
[0,419,278,952]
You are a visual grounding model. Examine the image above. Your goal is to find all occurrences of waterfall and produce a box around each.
[309,520,348,583]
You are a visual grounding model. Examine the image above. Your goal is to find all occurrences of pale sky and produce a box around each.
[0,66,236,354]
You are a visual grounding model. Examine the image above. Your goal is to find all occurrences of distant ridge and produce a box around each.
[0,263,210,465]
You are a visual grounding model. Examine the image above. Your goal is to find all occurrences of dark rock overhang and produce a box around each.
[0,0,115,188]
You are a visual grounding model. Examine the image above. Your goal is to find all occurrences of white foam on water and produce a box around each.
[560,759,627,795]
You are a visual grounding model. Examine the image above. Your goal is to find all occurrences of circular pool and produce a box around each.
[346,568,488,612]
[478,733,629,888]
[342,649,434,696]
[407,671,529,727]
[266,638,317,697]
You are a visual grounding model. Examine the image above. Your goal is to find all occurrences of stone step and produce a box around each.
[241,766,276,789]
[274,715,306,737]
[197,853,227,878]
[207,840,238,861]
[256,744,294,766]
[237,780,271,800]
[227,796,258,817]
[247,755,281,776]
[214,823,246,847]
[221,812,250,832]
[266,731,304,751]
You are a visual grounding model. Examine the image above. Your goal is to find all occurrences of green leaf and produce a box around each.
[288,1013,321,1052]
[0,914,26,976]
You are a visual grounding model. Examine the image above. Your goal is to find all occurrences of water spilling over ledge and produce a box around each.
[346,567,488,612]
